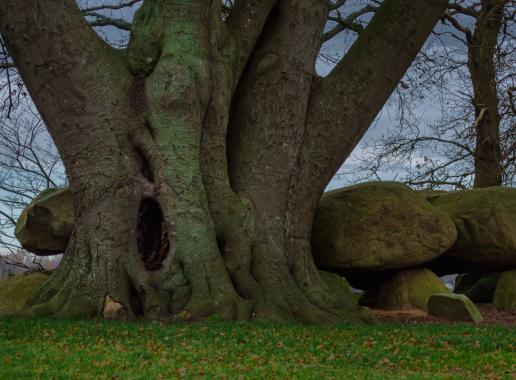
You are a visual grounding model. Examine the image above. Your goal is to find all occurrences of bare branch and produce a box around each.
[0,209,16,225]
[302,0,449,193]
[80,0,141,13]
[330,0,348,10]
[442,13,473,42]
[323,5,378,41]
[85,12,132,31]
[447,2,479,18]
[508,86,516,115]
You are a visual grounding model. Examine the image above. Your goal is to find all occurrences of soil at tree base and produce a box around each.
[372,304,515,326]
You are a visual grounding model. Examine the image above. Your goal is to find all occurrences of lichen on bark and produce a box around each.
[0,0,448,323]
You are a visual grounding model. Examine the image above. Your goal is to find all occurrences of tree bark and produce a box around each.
[0,0,447,322]
[468,0,505,188]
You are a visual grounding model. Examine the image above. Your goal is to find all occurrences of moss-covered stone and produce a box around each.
[15,187,74,256]
[420,190,449,200]
[316,271,374,322]
[376,268,450,310]
[428,293,483,323]
[428,187,516,271]
[493,270,516,312]
[454,273,501,303]
[318,271,359,310]
[0,272,49,316]
[312,182,457,271]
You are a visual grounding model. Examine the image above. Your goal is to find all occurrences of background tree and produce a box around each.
[0,0,447,322]
[0,36,65,271]
[0,111,65,251]
[0,115,65,274]
[339,0,515,189]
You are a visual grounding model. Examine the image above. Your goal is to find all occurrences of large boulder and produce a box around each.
[15,187,74,256]
[427,187,516,274]
[454,273,501,303]
[317,271,359,311]
[428,293,483,323]
[0,271,49,316]
[318,271,374,323]
[312,182,457,273]
[493,270,516,313]
[376,268,450,311]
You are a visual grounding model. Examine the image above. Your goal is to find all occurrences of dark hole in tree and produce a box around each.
[128,281,143,316]
[137,198,169,271]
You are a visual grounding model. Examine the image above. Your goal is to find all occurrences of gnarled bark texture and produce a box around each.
[0,0,447,322]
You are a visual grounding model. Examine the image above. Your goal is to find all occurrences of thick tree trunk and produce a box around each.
[0,0,447,322]
[468,0,505,188]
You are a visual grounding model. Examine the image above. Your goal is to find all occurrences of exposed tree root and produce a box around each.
[17,211,369,324]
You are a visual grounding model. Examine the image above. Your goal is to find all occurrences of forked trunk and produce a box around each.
[0,0,447,322]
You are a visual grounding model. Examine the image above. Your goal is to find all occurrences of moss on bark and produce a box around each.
[0,0,447,323]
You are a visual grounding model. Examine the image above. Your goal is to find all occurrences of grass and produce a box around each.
[0,273,49,315]
[0,318,514,379]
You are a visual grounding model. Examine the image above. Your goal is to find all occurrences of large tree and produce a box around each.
[0,0,447,322]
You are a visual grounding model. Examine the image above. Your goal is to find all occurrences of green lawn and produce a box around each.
[0,318,514,379]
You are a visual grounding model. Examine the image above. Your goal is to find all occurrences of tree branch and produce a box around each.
[508,86,516,115]
[292,0,449,209]
[0,209,16,226]
[0,0,134,186]
[225,0,277,85]
[84,12,132,31]
[323,5,378,41]
[401,135,475,155]
[447,2,479,18]
[330,0,348,11]
[81,0,141,13]
[406,179,468,189]
[442,13,473,42]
